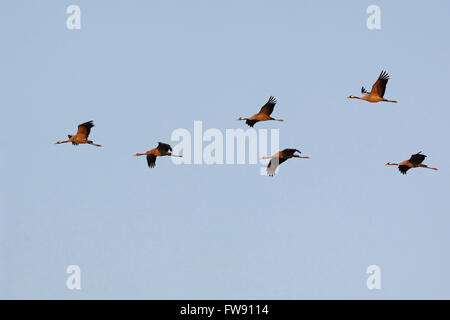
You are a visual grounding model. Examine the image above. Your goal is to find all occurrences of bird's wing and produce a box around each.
[370,71,389,98]
[245,119,258,127]
[281,148,299,158]
[409,152,426,165]
[146,154,157,168]
[398,165,411,175]
[361,86,369,96]
[157,142,172,154]
[267,158,280,176]
[258,96,277,116]
[76,121,95,139]
[266,156,288,176]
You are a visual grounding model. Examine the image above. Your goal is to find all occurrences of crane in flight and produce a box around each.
[385,152,438,174]
[238,96,284,127]
[134,142,182,168]
[261,148,309,176]
[55,120,102,147]
[347,71,398,103]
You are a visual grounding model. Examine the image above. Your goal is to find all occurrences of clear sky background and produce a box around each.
[1,0,449,299]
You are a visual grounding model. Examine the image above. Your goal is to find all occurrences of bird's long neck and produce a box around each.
[56,134,74,144]
[386,162,398,166]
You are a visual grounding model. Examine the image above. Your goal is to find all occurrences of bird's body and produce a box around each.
[348,71,398,103]
[261,148,309,176]
[238,96,284,127]
[55,121,102,147]
[385,152,438,174]
[134,142,182,168]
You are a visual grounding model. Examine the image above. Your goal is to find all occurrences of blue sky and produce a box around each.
[1,0,449,299]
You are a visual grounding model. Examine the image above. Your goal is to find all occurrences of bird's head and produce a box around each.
[237,117,246,121]
[55,141,63,144]
[385,162,395,166]
[347,95,357,99]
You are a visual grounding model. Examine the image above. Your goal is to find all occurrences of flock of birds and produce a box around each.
[55,71,438,176]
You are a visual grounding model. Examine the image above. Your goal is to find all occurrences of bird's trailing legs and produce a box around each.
[88,141,102,147]
[169,153,182,158]
[292,155,310,159]
[419,164,438,171]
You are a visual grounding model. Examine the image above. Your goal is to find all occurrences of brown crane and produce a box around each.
[385,152,438,174]
[237,96,284,127]
[134,142,182,168]
[55,120,102,147]
[261,148,309,176]
[347,71,398,103]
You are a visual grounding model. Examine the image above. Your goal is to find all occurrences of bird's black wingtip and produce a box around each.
[80,120,95,128]
[245,120,256,127]
[398,166,409,175]
[379,70,390,80]
[268,96,277,104]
